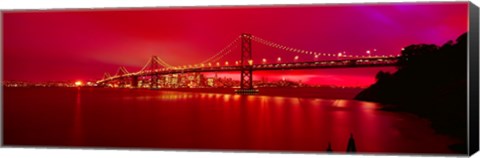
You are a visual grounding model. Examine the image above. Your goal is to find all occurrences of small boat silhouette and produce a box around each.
[346,133,356,153]
[326,142,333,153]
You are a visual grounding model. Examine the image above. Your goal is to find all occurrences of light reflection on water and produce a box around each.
[72,87,84,145]
[3,88,458,154]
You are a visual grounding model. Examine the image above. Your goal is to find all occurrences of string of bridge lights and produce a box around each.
[154,56,174,68]
[137,36,242,72]
[250,35,399,59]
[205,44,239,65]
[169,37,241,70]
[138,37,241,71]
[144,34,400,71]
[251,35,338,57]
[140,57,155,72]
[118,67,129,75]
[139,56,174,72]
[104,34,403,81]
[199,35,241,64]
[103,72,111,79]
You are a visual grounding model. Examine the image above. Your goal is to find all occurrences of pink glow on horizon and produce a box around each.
[204,67,396,87]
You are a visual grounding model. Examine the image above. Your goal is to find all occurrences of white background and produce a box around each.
[0,0,479,158]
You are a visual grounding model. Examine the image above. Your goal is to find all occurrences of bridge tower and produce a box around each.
[115,66,129,88]
[131,76,138,88]
[236,33,258,94]
[150,56,161,89]
[100,72,112,87]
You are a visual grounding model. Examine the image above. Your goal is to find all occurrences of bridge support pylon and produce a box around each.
[236,33,259,94]
[131,76,138,88]
[150,74,159,89]
[119,77,127,88]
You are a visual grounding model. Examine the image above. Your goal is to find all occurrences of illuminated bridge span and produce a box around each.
[96,33,399,93]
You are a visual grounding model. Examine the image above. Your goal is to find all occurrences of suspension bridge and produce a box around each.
[96,33,399,93]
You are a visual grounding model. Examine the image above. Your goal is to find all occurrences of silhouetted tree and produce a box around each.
[375,71,391,81]
[397,44,438,69]
[346,134,356,153]
[355,32,468,153]
[326,142,333,153]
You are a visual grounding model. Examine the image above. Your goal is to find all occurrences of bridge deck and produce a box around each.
[97,57,398,83]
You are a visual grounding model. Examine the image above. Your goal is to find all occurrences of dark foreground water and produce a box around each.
[3,87,459,154]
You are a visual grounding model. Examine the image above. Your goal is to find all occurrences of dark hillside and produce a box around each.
[355,32,468,153]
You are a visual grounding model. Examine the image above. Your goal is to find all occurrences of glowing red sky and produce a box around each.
[3,2,468,86]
